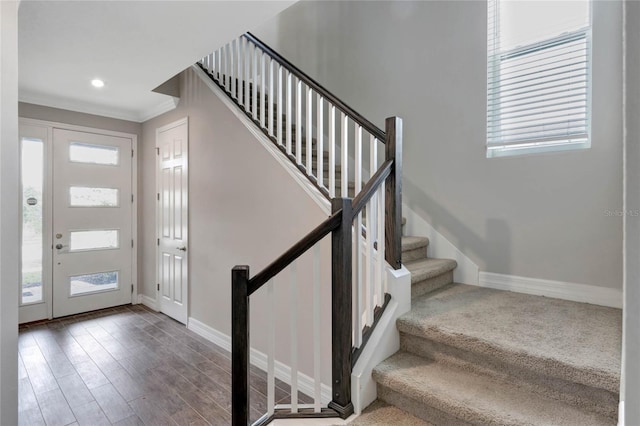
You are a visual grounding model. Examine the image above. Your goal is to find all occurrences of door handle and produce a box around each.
[55,244,68,250]
[176,246,187,252]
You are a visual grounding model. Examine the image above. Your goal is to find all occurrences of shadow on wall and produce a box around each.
[404,177,512,275]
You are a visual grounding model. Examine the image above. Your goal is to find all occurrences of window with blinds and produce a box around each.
[487,0,592,158]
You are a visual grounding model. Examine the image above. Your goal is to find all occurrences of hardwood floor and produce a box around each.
[18,304,302,425]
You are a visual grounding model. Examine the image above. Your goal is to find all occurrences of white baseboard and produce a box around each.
[478,272,622,309]
[618,400,624,426]
[138,294,159,311]
[187,317,332,403]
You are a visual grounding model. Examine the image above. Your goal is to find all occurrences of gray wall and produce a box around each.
[622,0,639,421]
[140,68,332,382]
[254,0,624,289]
[1,2,19,424]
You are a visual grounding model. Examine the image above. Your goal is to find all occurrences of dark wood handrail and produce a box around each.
[244,33,386,143]
[351,160,393,217]
[247,210,342,295]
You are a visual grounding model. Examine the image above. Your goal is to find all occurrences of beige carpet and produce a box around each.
[344,401,432,426]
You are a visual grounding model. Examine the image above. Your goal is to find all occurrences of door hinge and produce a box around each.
[156,147,160,155]
[131,194,134,203]
[131,284,134,294]
[157,193,160,201]
[131,239,134,248]
[157,283,160,291]
[132,149,134,158]
[157,238,160,246]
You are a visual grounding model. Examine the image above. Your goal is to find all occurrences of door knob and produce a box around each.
[176,246,187,252]
[56,243,64,249]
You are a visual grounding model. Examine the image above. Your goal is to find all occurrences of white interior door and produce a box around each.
[52,129,133,317]
[157,118,189,324]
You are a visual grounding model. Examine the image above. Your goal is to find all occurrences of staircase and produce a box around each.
[196,33,621,425]
[355,231,621,425]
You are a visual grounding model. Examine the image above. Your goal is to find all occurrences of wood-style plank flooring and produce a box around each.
[18,304,302,425]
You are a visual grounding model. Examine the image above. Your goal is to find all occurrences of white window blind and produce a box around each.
[487,0,592,158]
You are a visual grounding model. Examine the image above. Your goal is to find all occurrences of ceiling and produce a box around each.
[18,1,295,122]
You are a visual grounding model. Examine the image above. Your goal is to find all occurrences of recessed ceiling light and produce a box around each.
[91,79,105,88]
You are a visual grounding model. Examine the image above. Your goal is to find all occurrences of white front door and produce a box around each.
[157,118,189,324]
[52,129,133,317]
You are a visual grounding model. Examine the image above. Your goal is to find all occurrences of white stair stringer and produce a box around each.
[351,265,412,415]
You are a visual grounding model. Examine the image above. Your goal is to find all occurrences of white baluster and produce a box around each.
[261,51,266,128]
[290,262,298,413]
[306,87,313,173]
[355,210,363,347]
[237,39,242,102]
[366,200,375,325]
[296,79,302,165]
[341,113,349,198]
[244,38,250,110]
[329,106,336,197]
[216,48,221,81]
[277,66,283,146]
[267,279,275,416]
[286,72,292,155]
[355,125,362,194]
[230,40,235,99]
[379,185,387,294]
[269,58,274,137]
[370,135,380,307]
[317,96,324,188]
[225,43,231,93]
[313,244,322,413]
[220,45,226,87]
[252,44,258,121]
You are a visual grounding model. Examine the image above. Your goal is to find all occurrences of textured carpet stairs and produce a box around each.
[352,228,622,425]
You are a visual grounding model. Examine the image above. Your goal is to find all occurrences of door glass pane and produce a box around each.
[70,230,119,251]
[69,186,119,207]
[70,271,119,296]
[69,142,119,165]
[21,138,44,305]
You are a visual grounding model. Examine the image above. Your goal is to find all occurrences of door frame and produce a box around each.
[154,117,189,320]
[18,118,138,323]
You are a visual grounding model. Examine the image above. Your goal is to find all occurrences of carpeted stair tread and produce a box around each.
[345,400,432,426]
[401,236,429,252]
[398,283,621,393]
[374,352,614,426]
[404,258,457,284]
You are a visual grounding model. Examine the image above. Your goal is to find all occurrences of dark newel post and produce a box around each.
[328,199,355,419]
[232,266,250,426]
[385,117,403,270]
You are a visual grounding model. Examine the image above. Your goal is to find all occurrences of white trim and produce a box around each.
[618,400,624,426]
[19,92,179,123]
[191,65,331,215]
[138,294,159,311]
[478,271,623,309]
[131,135,138,303]
[187,317,332,404]
[139,97,180,122]
[351,266,411,415]
[155,116,188,134]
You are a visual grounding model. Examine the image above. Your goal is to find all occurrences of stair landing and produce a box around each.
[399,283,621,392]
